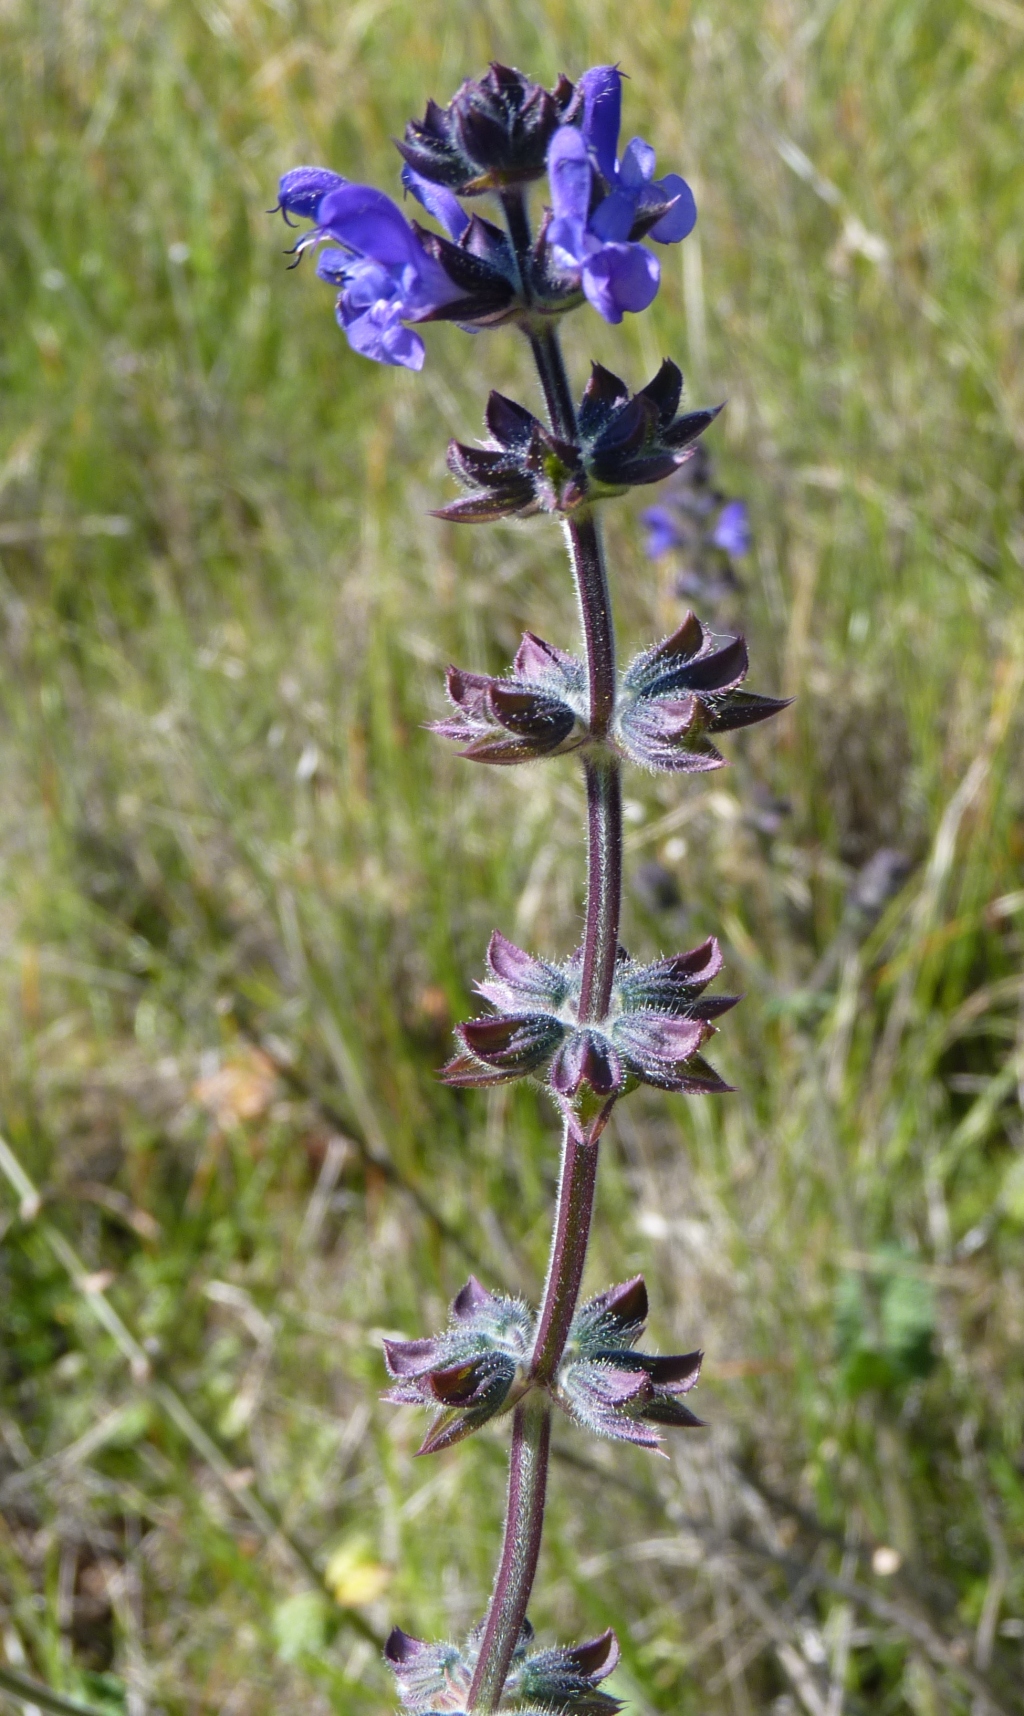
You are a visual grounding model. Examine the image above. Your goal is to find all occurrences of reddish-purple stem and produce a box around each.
[528,327,621,1020]
[467,212,623,1714]
[578,754,623,1023]
[465,1398,551,1711]
[529,1121,599,1384]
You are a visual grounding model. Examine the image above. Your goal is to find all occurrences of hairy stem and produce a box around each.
[466,1397,551,1712]
[527,320,577,441]
[578,753,623,1021]
[563,509,616,737]
[467,206,626,1714]
[529,327,620,1012]
[500,187,535,304]
[530,1119,600,1383]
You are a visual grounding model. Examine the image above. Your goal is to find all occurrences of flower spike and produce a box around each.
[642,442,753,607]
[280,54,786,1715]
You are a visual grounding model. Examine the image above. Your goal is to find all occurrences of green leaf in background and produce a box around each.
[271,1592,331,1665]
[835,1255,935,1400]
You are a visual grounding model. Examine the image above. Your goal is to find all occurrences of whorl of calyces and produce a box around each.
[278,61,785,1715]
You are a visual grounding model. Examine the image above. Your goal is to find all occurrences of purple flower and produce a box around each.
[640,448,753,582]
[578,66,697,244]
[555,1275,704,1448]
[711,498,751,556]
[546,128,660,323]
[278,170,479,369]
[542,66,697,320]
[641,504,683,559]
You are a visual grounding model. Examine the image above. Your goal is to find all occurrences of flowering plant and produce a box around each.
[279,59,785,1712]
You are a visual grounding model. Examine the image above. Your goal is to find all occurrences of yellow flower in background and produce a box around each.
[324,1538,391,1608]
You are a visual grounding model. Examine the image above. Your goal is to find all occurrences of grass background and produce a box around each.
[1,0,1024,1711]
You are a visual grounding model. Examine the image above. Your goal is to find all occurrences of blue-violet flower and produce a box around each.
[277,169,509,369]
[544,65,696,324]
[578,66,696,243]
[642,446,751,572]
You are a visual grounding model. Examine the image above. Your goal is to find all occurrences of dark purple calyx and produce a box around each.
[428,633,588,765]
[555,1275,705,1449]
[614,610,790,774]
[577,358,723,493]
[382,1278,534,1456]
[434,389,586,522]
[397,64,581,196]
[411,215,518,325]
[441,935,735,1107]
[384,1617,623,1714]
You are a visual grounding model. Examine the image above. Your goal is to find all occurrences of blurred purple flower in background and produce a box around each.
[711,498,751,557]
[641,444,751,604]
[642,505,685,559]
